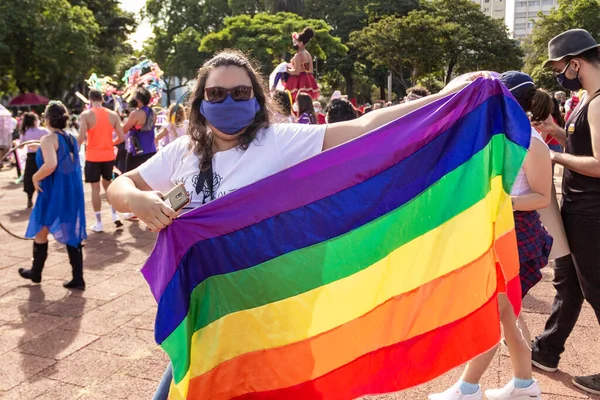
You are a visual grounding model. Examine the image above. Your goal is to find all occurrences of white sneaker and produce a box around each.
[90,222,104,233]
[429,382,482,400]
[484,380,542,400]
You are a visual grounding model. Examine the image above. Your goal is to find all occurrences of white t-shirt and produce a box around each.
[511,128,548,197]
[139,123,327,211]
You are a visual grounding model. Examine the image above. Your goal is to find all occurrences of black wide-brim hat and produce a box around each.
[544,29,600,68]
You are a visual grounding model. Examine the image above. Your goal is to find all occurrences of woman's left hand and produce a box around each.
[440,71,493,94]
[32,176,43,193]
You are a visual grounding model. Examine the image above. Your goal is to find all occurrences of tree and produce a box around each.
[229,0,266,15]
[199,12,347,75]
[523,0,600,90]
[0,0,135,102]
[364,0,421,22]
[304,0,419,98]
[0,0,100,99]
[350,11,445,90]
[425,0,523,84]
[266,0,305,14]
[350,0,523,92]
[144,27,207,104]
[144,0,235,103]
[145,0,230,37]
[68,0,137,76]
[141,0,422,99]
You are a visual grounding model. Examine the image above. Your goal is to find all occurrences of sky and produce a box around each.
[119,0,153,50]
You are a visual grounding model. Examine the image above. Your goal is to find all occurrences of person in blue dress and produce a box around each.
[19,101,87,290]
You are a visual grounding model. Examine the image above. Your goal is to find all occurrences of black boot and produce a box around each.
[19,242,48,283]
[64,244,85,290]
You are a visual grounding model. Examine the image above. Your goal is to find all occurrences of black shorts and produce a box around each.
[85,160,115,183]
[125,152,156,172]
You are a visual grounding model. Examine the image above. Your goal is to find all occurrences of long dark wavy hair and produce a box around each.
[188,49,279,172]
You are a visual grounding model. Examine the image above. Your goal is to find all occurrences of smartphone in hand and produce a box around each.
[162,183,190,212]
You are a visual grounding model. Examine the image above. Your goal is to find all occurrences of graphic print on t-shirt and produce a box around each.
[193,170,224,205]
[177,170,226,209]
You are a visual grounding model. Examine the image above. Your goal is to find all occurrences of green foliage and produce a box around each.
[145,0,230,36]
[0,0,101,99]
[142,0,421,99]
[229,0,266,15]
[199,13,347,74]
[350,11,444,88]
[303,0,419,98]
[350,0,523,91]
[364,0,421,22]
[266,0,305,14]
[523,0,600,90]
[144,27,208,103]
[68,0,137,75]
[0,0,135,100]
[144,0,235,102]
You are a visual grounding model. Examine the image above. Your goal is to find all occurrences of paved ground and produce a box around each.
[0,166,598,400]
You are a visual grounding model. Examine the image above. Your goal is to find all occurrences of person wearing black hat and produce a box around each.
[531,28,600,395]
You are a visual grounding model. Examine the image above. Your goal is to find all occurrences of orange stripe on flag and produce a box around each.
[494,228,521,315]
[236,292,501,399]
[187,247,499,399]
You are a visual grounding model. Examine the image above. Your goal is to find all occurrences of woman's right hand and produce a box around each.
[129,191,179,232]
[531,114,559,137]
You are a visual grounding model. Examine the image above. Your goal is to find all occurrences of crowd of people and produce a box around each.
[0,26,599,400]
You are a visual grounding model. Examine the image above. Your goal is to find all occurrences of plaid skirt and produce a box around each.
[514,211,553,297]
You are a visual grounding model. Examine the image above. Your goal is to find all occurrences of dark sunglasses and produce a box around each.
[204,86,253,103]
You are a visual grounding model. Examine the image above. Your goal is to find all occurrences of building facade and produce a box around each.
[471,0,506,19]
[471,0,559,39]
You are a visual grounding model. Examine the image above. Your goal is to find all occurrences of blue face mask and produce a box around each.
[199,95,260,135]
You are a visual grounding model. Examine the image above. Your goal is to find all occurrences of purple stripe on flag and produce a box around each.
[142,79,508,302]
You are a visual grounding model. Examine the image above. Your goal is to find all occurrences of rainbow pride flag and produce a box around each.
[142,78,530,400]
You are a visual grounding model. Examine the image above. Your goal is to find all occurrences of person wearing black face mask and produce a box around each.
[531,28,600,395]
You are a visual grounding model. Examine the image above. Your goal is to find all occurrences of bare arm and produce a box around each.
[112,112,125,145]
[78,113,88,146]
[108,170,152,212]
[107,170,178,231]
[323,86,461,150]
[32,135,57,191]
[532,115,567,147]
[552,98,600,177]
[512,138,553,211]
[155,126,169,143]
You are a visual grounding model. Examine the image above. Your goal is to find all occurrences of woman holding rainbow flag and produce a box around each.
[107,49,482,400]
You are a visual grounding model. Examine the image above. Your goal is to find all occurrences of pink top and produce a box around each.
[22,127,48,153]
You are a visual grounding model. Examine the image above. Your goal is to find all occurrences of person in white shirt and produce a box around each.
[155,103,188,147]
[107,49,477,400]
